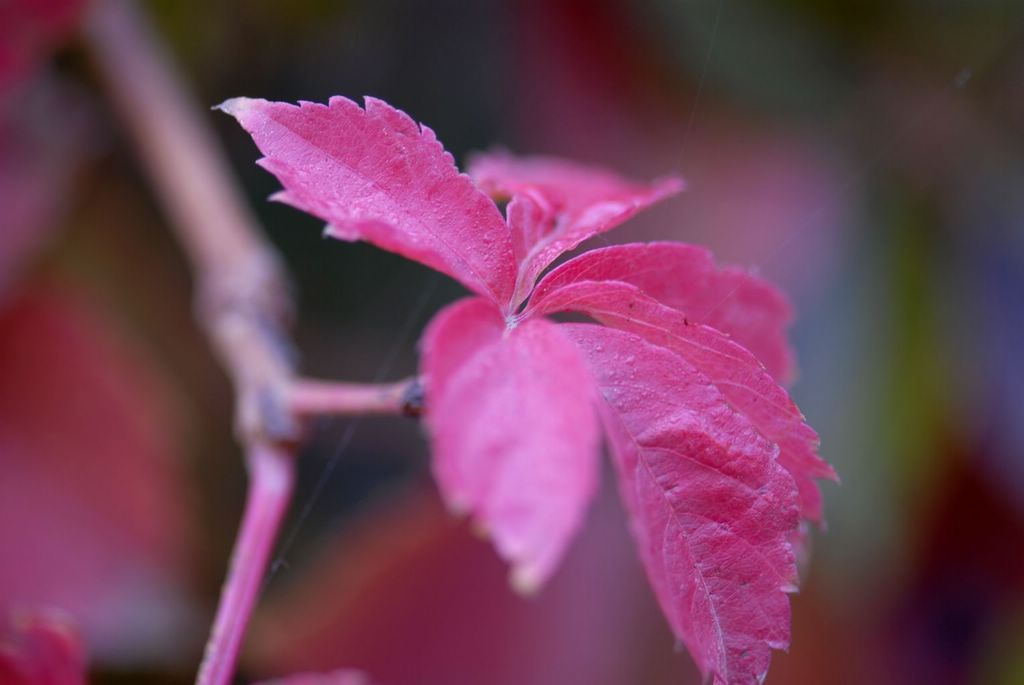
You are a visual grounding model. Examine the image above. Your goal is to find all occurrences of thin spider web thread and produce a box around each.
[591,0,724,253]
[680,0,724,160]
[268,273,439,583]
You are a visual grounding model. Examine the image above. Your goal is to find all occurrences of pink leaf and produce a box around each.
[530,242,796,383]
[0,284,195,656]
[467,152,682,305]
[224,94,829,685]
[219,97,517,307]
[420,298,600,591]
[564,323,799,685]
[529,277,834,522]
[0,608,87,685]
[417,297,505,407]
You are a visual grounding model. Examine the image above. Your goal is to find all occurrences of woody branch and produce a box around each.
[83,2,416,684]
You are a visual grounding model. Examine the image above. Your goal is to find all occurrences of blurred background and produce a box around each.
[2,0,1023,683]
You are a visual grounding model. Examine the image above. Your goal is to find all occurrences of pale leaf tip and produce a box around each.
[324,222,361,242]
[443,494,470,518]
[214,96,272,123]
[657,175,687,195]
[213,97,249,116]
[509,564,542,597]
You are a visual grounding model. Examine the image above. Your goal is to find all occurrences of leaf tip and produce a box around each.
[655,174,687,197]
[509,564,542,597]
[324,222,361,242]
[268,190,291,204]
[213,96,251,117]
[442,493,470,519]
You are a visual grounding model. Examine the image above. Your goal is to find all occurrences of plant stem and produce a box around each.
[82,2,417,683]
[196,444,295,685]
[83,0,296,444]
[289,377,420,417]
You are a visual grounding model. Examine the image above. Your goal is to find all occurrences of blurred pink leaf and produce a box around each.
[421,297,600,590]
[0,283,195,660]
[566,324,799,685]
[0,608,87,685]
[217,96,516,306]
